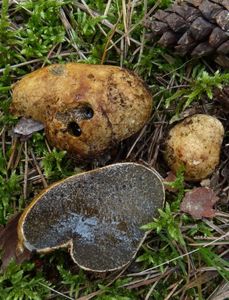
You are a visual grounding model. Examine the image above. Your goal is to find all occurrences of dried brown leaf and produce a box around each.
[0,213,31,270]
[163,171,178,192]
[180,187,219,219]
[13,117,44,140]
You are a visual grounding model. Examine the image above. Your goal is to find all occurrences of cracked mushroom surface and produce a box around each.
[17,163,165,272]
[11,63,152,159]
[164,114,225,181]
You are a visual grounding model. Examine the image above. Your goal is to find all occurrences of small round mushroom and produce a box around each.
[164,114,224,181]
[17,163,165,272]
[11,63,152,160]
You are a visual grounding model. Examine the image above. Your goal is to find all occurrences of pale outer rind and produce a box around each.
[11,63,153,159]
[164,114,225,181]
[17,162,165,272]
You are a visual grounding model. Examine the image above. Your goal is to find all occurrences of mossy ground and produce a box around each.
[0,0,229,299]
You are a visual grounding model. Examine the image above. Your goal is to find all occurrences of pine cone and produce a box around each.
[214,85,229,111]
[145,0,229,68]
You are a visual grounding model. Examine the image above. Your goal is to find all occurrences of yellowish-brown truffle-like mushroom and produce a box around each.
[164,114,224,181]
[11,63,152,159]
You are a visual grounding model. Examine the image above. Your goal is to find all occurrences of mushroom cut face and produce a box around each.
[18,163,165,272]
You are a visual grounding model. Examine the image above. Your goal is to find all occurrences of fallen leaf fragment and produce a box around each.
[180,187,219,219]
[13,117,44,139]
[0,213,31,270]
[163,171,178,192]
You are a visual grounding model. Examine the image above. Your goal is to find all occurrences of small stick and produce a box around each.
[104,0,112,16]
[38,282,74,300]
[120,37,124,68]
[137,0,147,64]
[41,43,59,68]
[126,124,147,158]
[7,136,18,171]
[101,13,122,65]
[145,281,159,300]
[1,126,6,161]
[60,8,87,60]
[13,141,23,170]
[122,0,130,46]
[164,279,183,300]
[23,141,28,200]
[44,138,52,153]
[30,149,48,188]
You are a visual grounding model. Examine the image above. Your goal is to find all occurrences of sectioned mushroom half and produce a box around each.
[164,114,225,181]
[17,163,165,272]
[11,63,153,160]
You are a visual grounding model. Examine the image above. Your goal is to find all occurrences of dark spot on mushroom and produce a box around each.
[71,105,94,121]
[183,118,194,126]
[75,94,82,100]
[107,84,126,107]
[87,73,95,80]
[117,221,128,232]
[49,65,65,76]
[127,80,133,86]
[82,106,94,119]
[67,122,81,137]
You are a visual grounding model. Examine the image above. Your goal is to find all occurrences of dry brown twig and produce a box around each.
[23,141,28,200]
[30,148,48,189]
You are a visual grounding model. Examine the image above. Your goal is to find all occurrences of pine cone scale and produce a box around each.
[185,0,203,7]
[211,0,229,11]
[217,40,229,54]
[199,0,222,22]
[165,13,189,33]
[175,31,197,55]
[153,10,170,21]
[215,10,229,31]
[209,27,229,47]
[191,42,215,56]
[158,31,177,46]
[190,17,214,41]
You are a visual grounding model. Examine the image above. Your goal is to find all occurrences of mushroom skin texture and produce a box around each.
[11,63,152,159]
[164,114,224,181]
[17,163,165,272]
